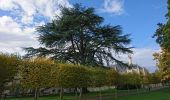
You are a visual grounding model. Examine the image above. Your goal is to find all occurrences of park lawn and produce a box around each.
[108,88,170,100]
[6,88,170,100]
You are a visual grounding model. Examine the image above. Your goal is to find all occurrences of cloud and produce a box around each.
[0,16,36,36]
[99,0,124,15]
[0,16,39,54]
[0,0,72,24]
[0,0,71,54]
[117,48,160,72]
[132,48,159,67]
[0,16,22,35]
[0,0,18,10]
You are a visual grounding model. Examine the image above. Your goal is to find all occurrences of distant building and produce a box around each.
[112,54,149,75]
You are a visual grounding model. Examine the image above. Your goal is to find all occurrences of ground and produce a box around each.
[6,87,170,100]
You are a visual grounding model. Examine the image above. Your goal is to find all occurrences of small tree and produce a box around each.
[106,69,120,99]
[0,53,20,98]
[153,50,170,82]
[147,72,161,84]
[57,64,91,100]
[90,68,107,100]
[20,57,55,100]
[107,69,120,88]
[117,73,141,92]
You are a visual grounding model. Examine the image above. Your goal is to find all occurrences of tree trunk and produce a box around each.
[136,85,139,94]
[114,86,117,100]
[127,84,130,93]
[79,88,82,100]
[0,92,2,100]
[82,87,89,93]
[75,88,77,100]
[59,87,63,100]
[34,88,39,100]
[99,88,102,100]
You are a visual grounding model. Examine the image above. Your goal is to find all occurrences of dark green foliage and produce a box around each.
[147,73,161,84]
[24,4,132,66]
[153,0,170,50]
[117,73,142,90]
[166,0,170,18]
[153,0,170,82]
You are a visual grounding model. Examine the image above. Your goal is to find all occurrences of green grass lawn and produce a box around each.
[6,88,170,100]
[113,88,170,100]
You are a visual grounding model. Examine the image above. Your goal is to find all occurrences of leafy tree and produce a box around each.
[153,0,170,82]
[153,0,170,50]
[153,51,170,82]
[106,69,120,99]
[90,68,107,87]
[24,4,132,67]
[57,64,90,88]
[0,53,20,96]
[107,69,120,87]
[56,64,91,100]
[147,72,161,84]
[117,73,141,91]
[90,68,107,100]
[20,57,55,100]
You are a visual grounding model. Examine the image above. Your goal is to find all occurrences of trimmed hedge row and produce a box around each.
[20,58,145,90]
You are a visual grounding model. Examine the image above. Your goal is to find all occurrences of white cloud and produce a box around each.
[0,0,72,24]
[132,48,159,67]
[0,16,39,54]
[0,16,36,35]
[0,0,17,10]
[0,16,22,35]
[0,0,71,54]
[21,15,34,24]
[100,0,124,15]
[118,48,160,72]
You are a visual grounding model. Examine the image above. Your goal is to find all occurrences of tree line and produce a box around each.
[0,54,162,100]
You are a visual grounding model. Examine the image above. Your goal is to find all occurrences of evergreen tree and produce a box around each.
[24,4,132,66]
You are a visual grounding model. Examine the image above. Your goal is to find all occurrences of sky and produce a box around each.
[0,0,168,72]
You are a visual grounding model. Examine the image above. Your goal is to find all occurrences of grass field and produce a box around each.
[6,88,170,100]
[110,88,170,100]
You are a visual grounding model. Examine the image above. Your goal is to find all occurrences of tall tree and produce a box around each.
[153,0,170,82]
[153,0,170,50]
[24,4,132,66]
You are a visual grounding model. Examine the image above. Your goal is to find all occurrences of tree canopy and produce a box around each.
[24,4,132,66]
[153,0,170,82]
[153,0,170,50]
